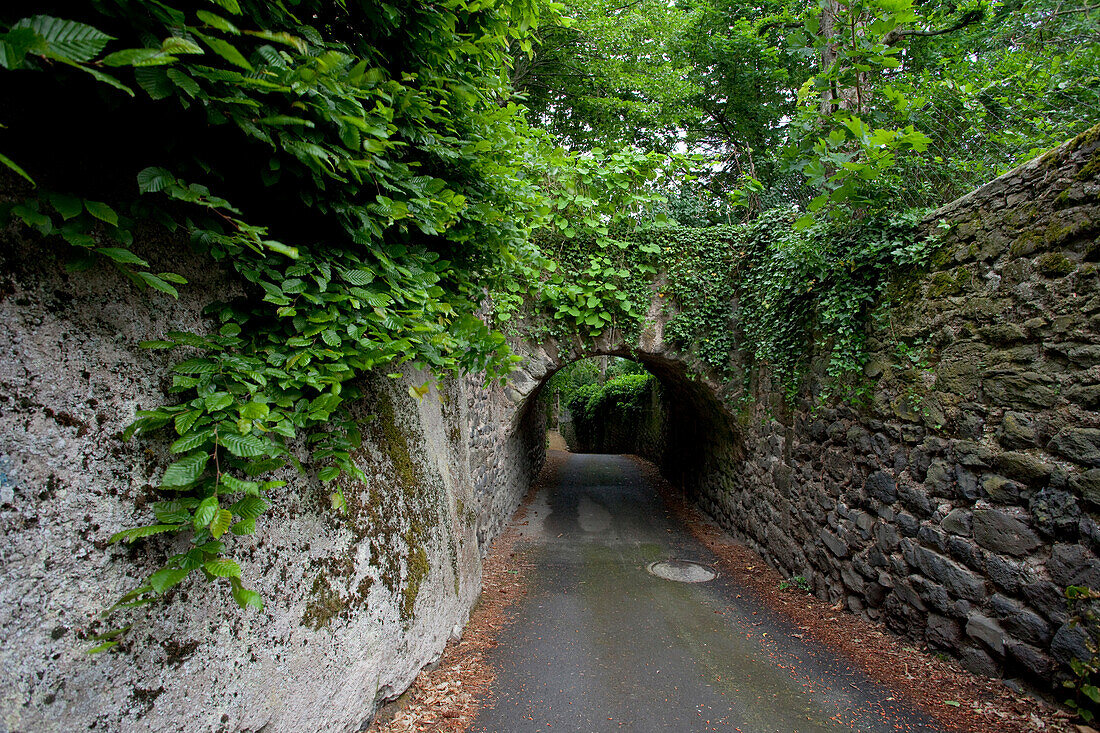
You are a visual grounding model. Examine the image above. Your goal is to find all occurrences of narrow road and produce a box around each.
[470,452,941,733]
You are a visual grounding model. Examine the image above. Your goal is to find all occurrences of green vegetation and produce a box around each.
[566,373,657,451]
[0,0,1095,658]
[779,575,812,593]
[1065,585,1100,722]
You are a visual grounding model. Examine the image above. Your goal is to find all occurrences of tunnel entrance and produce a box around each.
[509,342,744,513]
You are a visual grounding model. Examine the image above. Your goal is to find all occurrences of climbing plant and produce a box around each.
[0,0,559,645]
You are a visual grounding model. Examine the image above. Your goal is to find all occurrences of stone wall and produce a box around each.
[499,126,1100,692]
[0,228,539,731]
[696,126,1100,687]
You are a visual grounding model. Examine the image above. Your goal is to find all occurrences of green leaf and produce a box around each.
[96,247,149,266]
[231,582,263,610]
[137,166,175,194]
[204,558,241,577]
[318,466,340,482]
[48,193,82,219]
[83,201,118,226]
[204,392,233,412]
[161,36,204,55]
[87,640,121,654]
[162,451,209,488]
[239,401,269,420]
[221,473,261,494]
[137,271,179,298]
[109,524,180,544]
[195,11,240,34]
[150,567,191,593]
[220,432,267,457]
[170,428,214,454]
[231,496,269,519]
[13,16,112,62]
[176,358,219,375]
[198,33,252,70]
[193,495,218,529]
[230,517,256,535]
[101,48,176,67]
[0,152,34,185]
[210,508,233,538]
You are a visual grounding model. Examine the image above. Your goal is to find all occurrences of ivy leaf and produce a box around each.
[162,451,209,487]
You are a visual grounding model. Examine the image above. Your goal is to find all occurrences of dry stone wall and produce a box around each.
[0,231,540,731]
[695,126,1100,687]
[499,126,1100,693]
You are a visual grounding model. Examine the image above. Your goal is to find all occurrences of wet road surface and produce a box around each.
[470,452,941,733]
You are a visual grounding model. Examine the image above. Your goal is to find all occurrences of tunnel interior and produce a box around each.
[514,351,743,505]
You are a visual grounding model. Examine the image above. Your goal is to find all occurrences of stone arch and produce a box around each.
[500,286,744,520]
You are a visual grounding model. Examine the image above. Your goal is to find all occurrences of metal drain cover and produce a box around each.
[646,560,717,583]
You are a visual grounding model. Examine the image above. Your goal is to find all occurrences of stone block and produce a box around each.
[972,509,1042,556]
[991,452,1053,486]
[982,369,1058,409]
[1049,427,1100,468]
[1005,639,1056,680]
[990,593,1052,646]
[865,470,897,504]
[986,554,1030,594]
[924,460,953,494]
[1066,384,1100,410]
[941,508,972,536]
[926,613,961,650]
[965,612,1006,655]
[912,545,987,602]
[1051,622,1094,664]
[1071,469,1100,507]
[959,643,1001,678]
[820,528,849,558]
[1048,543,1100,589]
[980,473,1031,505]
[1029,489,1081,537]
[997,412,1036,449]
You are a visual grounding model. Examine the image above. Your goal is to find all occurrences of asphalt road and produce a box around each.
[470,451,942,733]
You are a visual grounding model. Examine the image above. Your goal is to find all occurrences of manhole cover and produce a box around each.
[646,560,716,583]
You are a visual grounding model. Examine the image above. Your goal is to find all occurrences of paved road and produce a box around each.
[471,452,941,733]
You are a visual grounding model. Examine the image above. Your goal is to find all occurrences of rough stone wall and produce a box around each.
[697,126,1100,687]
[0,230,530,731]
[498,126,1100,692]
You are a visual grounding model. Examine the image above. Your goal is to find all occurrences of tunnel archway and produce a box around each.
[500,295,745,534]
